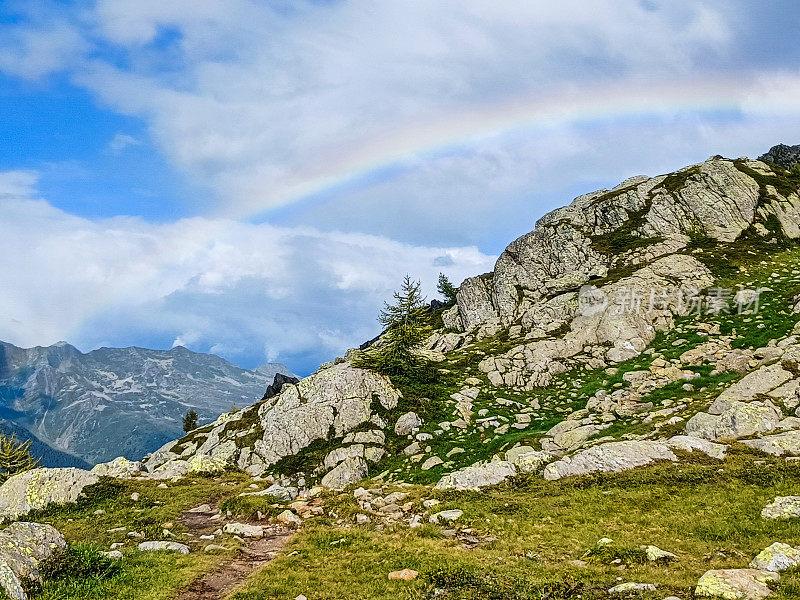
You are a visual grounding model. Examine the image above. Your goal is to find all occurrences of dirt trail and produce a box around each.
[174,504,294,600]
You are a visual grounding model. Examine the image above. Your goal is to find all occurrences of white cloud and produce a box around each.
[0,1,741,219]
[0,173,495,373]
[108,133,142,153]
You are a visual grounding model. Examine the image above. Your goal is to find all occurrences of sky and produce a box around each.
[1,1,800,376]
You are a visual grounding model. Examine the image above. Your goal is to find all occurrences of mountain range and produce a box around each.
[0,341,294,465]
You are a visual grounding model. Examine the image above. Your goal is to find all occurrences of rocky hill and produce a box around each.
[0,341,295,465]
[2,145,800,600]
[139,146,800,493]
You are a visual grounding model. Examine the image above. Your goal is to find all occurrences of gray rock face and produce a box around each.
[435,460,517,490]
[0,522,67,600]
[320,456,369,490]
[447,156,799,333]
[0,468,99,521]
[477,254,713,390]
[0,340,294,465]
[542,441,677,480]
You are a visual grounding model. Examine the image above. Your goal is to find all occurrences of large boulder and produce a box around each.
[685,399,784,442]
[435,460,517,490]
[0,468,99,521]
[742,431,800,456]
[394,412,423,436]
[321,456,368,490]
[695,569,779,600]
[542,441,677,480]
[0,522,67,600]
[91,456,143,479]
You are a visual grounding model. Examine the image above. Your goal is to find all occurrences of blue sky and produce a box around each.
[1,1,799,376]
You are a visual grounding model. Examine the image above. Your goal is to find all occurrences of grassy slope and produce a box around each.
[233,451,800,599]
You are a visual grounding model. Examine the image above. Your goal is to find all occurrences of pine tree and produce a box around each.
[356,275,431,378]
[0,435,39,483]
[182,410,199,433]
[437,273,458,304]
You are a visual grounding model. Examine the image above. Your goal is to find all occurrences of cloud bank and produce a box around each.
[0,174,495,373]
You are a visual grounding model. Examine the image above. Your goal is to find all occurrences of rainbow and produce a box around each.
[222,72,800,220]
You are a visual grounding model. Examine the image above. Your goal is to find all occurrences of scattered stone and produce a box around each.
[137,541,190,554]
[430,509,463,524]
[608,582,656,594]
[750,542,800,572]
[394,412,423,436]
[204,544,228,553]
[421,457,443,470]
[762,496,800,520]
[223,523,264,538]
[276,510,302,526]
[642,545,677,563]
[388,569,418,581]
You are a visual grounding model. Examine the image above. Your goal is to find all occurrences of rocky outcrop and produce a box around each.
[477,254,713,390]
[262,372,301,400]
[447,156,799,333]
[0,468,99,521]
[760,143,800,170]
[144,363,399,485]
[0,522,67,600]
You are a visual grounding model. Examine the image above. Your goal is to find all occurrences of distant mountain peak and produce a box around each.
[0,340,295,466]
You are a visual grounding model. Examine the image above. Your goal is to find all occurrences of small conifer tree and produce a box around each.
[356,275,431,378]
[437,273,458,304]
[182,410,199,433]
[0,435,39,483]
